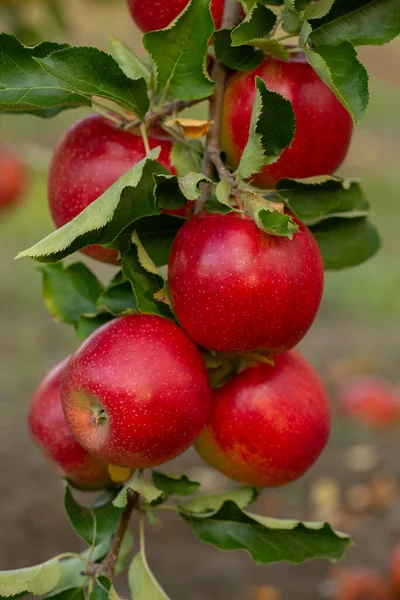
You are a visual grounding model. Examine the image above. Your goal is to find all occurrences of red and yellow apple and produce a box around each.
[168,211,324,354]
[61,314,212,469]
[221,53,353,188]
[337,376,399,428]
[28,358,112,491]
[331,567,390,600]
[195,351,331,487]
[49,115,177,265]
[0,146,27,212]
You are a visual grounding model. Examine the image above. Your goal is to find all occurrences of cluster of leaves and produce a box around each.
[0,473,352,599]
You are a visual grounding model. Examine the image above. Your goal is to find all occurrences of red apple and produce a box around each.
[337,376,399,428]
[168,211,324,354]
[61,314,212,469]
[0,146,27,212]
[221,52,353,188]
[28,359,112,491]
[389,543,400,598]
[127,0,225,33]
[331,568,390,600]
[49,115,177,265]
[195,350,331,487]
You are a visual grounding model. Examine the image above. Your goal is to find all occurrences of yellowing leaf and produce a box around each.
[165,118,211,139]
[0,560,61,596]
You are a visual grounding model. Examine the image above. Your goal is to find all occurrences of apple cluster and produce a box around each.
[27,0,360,494]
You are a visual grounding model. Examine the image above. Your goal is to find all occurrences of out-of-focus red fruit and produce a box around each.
[28,359,112,491]
[332,567,390,600]
[48,115,178,265]
[221,53,353,188]
[195,351,331,487]
[61,314,212,469]
[0,146,27,212]
[389,543,400,598]
[168,211,324,354]
[127,0,224,33]
[337,376,399,428]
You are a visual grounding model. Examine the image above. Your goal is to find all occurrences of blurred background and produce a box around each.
[0,1,400,598]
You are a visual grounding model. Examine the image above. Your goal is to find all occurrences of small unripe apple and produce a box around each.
[195,351,331,487]
[61,314,212,469]
[221,53,353,188]
[49,115,177,265]
[331,567,390,600]
[28,359,112,491]
[168,211,324,354]
[337,376,399,428]
[127,0,224,33]
[0,146,27,212]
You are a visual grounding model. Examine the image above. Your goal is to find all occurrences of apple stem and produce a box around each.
[103,488,138,579]
[195,0,243,214]
[140,123,151,155]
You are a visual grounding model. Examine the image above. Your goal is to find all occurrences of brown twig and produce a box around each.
[103,489,138,579]
[125,98,204,132]
[195,0,243,214]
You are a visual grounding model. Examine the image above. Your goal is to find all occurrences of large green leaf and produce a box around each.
[180,487,260,514]
[96,272,138,315]
[0,560,61,597]
[135,215,186,266]
[0,35,85,116]
[152,472,200,497]
[47,544,109,596]
[303,34,369,123]
[183,500,352,563]
[237,77,296,180]
[310,217,381,269]
[109,36,152,87]
[276,177,369,224]
[36,46,149,119]
[47,589,85,600]
[309,0,400,46]
[64,485,124,546]
[143,0,215,101]
[214,29,265,71]
[41,262,103,326]
[231,3,286,56]
[17,150,167,263]
[128,552,170,600]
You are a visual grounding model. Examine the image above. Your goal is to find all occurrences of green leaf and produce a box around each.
[0,560,61,597]
[135,215,186,266]
[256,209,300,238]
[143,0,215,101]
[214,29,265,71]
[75,314,113,340]
[215,178,233,208]
[170,139,203,177]
[234,2,277,40]
[109,36,152,87]
[155,173,209,208]
[282,0,304,34]
[237,77,295,180]
[304,0,335,19]
[90,577,110,600]
[0,35,86,117]
[276,177,369,224]
[17,150,166,263]
[310,217,381,269]
[37,46,149,119]
[48,589,85,600]
[309,0,400,47]
[204,196,233,214]
[41,262,103,326]
[114,471,164,508]
[180,487,260,514]
[304,40,369,124]
[64,484,124,546]
[47,544,109,596]
[184,500,352,563]
[96,272,138,316]
[121,237,173,319]
[128,552,170,600]
[152,472,200,497]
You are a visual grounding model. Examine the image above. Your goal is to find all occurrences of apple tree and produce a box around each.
[0,0,399,597]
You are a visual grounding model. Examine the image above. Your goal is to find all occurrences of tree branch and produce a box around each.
[125,98,205,132]
[195,0,243,214]
[103,489,138,579]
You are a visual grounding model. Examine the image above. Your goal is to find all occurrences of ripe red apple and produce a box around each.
[61,314,212,469]
[389,543,400,598]
[0,146,27,212]
[168,211,324,353]
[337,376,399,428]
[331,567,390,600]
[28,359,112,491]
[195,351,331,487]
[221,52,353,188]
[127,0,224,33]
[49,115,177,265]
